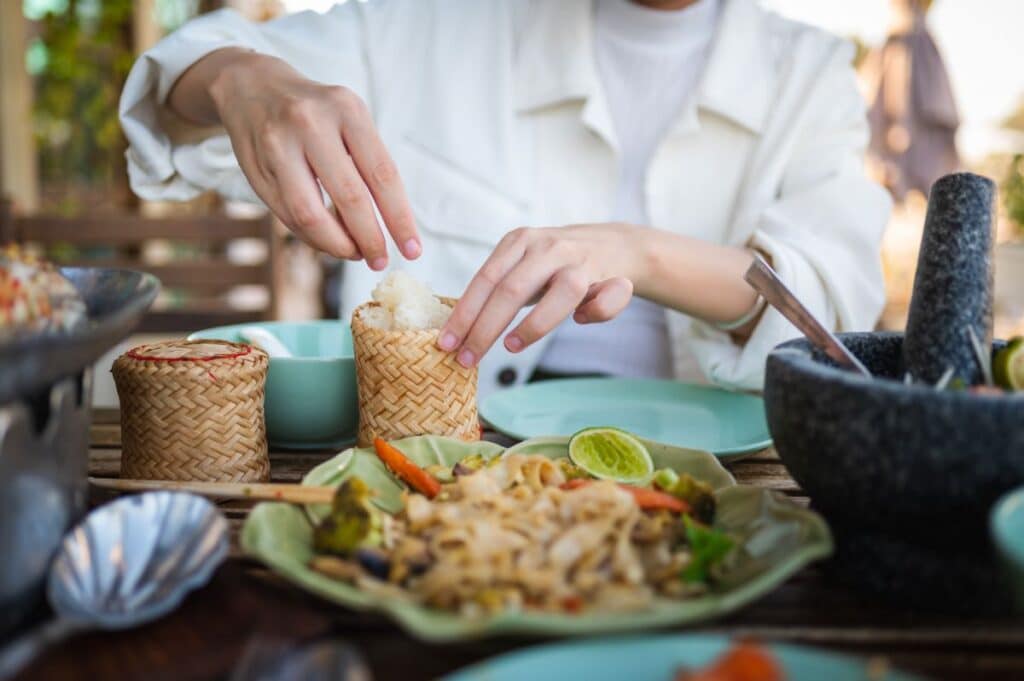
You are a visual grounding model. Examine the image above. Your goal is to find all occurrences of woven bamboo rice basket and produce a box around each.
[352,298,479,447]
[112,339,270,482]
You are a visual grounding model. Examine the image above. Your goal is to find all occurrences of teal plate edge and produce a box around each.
[480,378,772,460]
[440,633,929,681]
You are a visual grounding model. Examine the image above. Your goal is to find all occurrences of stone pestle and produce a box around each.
[904,172,995,385]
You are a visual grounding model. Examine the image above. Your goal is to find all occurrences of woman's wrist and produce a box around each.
[207,49,271,119]
[628,226,759,325]
[169,47,265,125]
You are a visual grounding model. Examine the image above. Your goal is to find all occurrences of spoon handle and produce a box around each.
[744,256,871,377]
[0,618,79,680]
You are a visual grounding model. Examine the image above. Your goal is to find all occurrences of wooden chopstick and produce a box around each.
[88,476,335,505]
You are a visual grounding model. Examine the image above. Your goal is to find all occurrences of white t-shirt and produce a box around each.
[538,0,720,378]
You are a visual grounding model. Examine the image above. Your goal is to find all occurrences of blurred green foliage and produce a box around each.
[1004,155,1024,239]
[26,0,135,213]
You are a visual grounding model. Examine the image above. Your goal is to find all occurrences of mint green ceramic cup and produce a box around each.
[991,486,1024,611]
[189,321,356,449]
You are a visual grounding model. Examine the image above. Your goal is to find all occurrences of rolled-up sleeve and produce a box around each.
[119,5,372,203]
[686,43,892,391]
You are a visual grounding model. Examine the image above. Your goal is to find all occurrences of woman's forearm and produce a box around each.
[631,228,761,333]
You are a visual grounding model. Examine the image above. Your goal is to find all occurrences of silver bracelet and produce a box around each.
[712,294,766,332]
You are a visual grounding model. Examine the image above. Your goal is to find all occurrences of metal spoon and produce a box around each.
[0,492,229,680]
[744,255,871,377]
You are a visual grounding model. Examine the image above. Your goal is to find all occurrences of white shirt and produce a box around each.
[118,0,891,397]
[540,0,719,378]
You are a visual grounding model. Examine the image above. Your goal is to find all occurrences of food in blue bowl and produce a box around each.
[189,321,356,449]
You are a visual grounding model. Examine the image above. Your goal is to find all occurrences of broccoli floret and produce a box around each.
[652,469,716,525]
[313,477,386,556]
[680,515,735,583]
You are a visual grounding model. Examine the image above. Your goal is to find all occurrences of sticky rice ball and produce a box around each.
[371,271,432,309]
[359,304,393,331]
[361,271,452,331]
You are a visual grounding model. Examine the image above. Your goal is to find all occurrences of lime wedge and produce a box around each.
[568,427,653,483]
[994,336,1024,391]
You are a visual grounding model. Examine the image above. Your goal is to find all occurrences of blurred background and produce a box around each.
[0,0,1022,404]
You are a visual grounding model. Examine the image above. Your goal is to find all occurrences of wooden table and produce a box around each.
[16,409,1024,681]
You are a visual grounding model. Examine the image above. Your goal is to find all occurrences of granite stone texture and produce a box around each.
[904,172,995,385]
[823,518,1013,616]
[764,333,1024,538]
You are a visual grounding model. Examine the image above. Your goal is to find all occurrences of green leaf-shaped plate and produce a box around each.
[241,435,832,641]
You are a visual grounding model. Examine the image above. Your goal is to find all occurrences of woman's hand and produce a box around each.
[437,224,763,368]
[438,224,641,368]
[171,48,419,268]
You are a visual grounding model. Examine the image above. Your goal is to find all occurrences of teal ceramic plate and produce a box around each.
[241,434,832,641]
[481,379,771,460]
[442,634,928,681]
[189,321,357,449]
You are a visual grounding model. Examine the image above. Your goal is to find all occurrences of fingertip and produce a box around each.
[369,256,388,271]
[504,334,524,353]
[438,331,458,352]
[402,237,422,260]
[456,348,477,368]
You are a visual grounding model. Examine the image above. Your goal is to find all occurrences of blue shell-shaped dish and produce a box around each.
[47,492,228,629]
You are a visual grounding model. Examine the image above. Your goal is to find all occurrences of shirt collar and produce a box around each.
[514,0,775,135]
[513,0,595,113]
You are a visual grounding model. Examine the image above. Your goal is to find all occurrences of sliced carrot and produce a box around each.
[560,479,590,491]
[560,595,584,613]
[625,485,691,513]
[681,643,784,681]
[373,438,442,499]
[560,479,690,514]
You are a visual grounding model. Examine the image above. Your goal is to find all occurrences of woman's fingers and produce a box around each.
[573,277,633,324]
[505,266,592,351]
[237,136,358,258]
[442,227,635,366]
[453,254,564,367]
[262,138,360,259]
[220,73,420,265]
[305,134,387,269]
[337,93,421,260]
[438,229,530,353]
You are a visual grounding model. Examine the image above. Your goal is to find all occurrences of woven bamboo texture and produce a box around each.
[112,339,270,482]
[352,299,479,447]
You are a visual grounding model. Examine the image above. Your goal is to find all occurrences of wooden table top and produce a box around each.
[16,409,1024,681]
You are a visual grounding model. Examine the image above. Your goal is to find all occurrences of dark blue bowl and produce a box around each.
[765,332,1024,535]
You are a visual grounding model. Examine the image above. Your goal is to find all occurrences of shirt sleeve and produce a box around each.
[118,5,374,203]
[685,41,892,391]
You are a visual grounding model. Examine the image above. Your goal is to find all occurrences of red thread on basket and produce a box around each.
[126,344,253,363]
